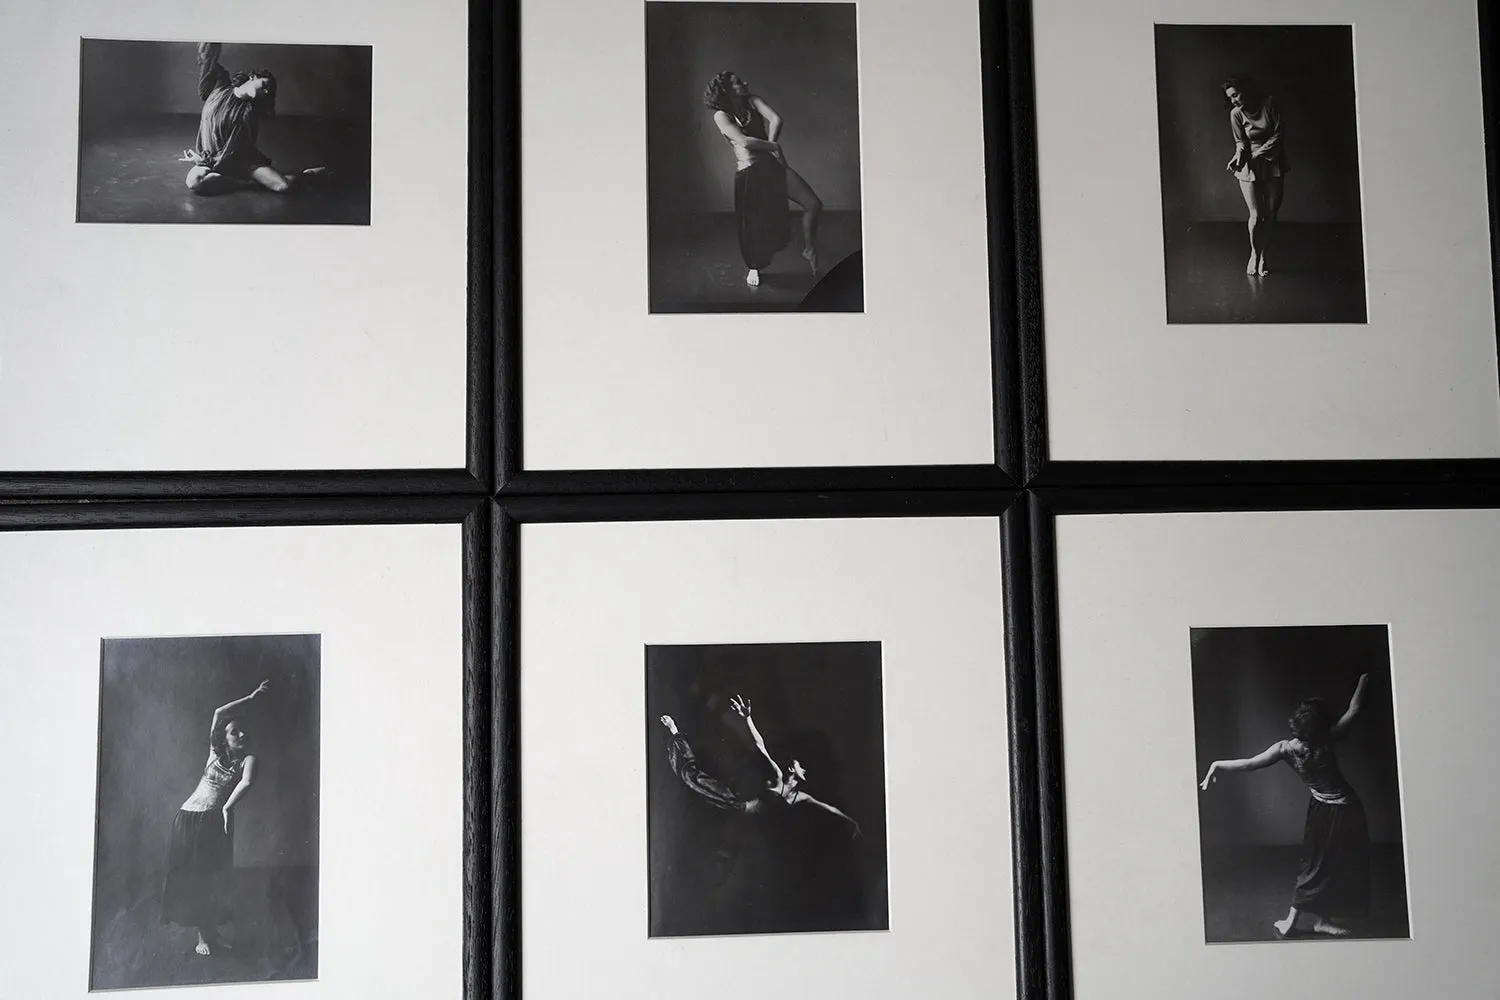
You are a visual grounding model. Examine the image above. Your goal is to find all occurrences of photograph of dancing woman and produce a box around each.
[90,634,320,991]
[76,38,372,225]
[1222,75,1286,278]
[646,2,864,313]
[1154,24,1366,324]
[646,641,888,938]
[1191,625,1409,944]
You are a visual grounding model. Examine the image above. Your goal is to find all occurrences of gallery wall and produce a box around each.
[1155,24,1363,226]
[1191,624,1403,847]
[646,2,863,216]
[79,39,373,124]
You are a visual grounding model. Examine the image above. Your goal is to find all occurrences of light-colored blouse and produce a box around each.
[1230,97,1287,182]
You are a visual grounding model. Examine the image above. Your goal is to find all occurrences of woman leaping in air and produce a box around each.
[658,693,859,837]
[1200,672,1372,939]
[181,43,328,196]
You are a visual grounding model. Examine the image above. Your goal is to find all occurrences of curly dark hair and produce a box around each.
[702,70,743,114]
[1288,698,1335,745]
[231,69,278,116]
[1221,75,1264,110]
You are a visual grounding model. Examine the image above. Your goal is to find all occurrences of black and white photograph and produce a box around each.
[646,2,864,313]
[1155,24,1367,324]
[77,39,372,225]
[645,641,888,938]
[1192,624,1409,944]
[90,633,320,991]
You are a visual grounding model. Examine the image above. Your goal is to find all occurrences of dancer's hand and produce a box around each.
[1199,764,1218,791]
[730,694,751,718]
[252,680,270,698]
[659,714,678,735]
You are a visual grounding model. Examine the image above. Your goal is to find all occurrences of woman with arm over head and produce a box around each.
[160,680,269,956]
[705,72,825,288]
[1201,673,1372,938]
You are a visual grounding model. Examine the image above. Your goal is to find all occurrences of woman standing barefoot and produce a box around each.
[1200,673,1372,939]
[1223,75,1289,276]
[160,679,268,956]
[704,71,825,288]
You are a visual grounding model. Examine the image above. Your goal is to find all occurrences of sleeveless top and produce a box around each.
[181,751,244,812]
[722,103,773,172]
[1282,739,1352,805]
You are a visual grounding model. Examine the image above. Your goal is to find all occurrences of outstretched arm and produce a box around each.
[1330,673,1370,742]
[197,42,231,102]
[792,791,860,837]
[221,755,257,833]
[730,695,781,785]
[713,110,781,152]
[1200,740,1285,790]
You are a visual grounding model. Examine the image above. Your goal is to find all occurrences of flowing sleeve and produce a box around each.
[197,42,230,102]
[1229,108,1250,157]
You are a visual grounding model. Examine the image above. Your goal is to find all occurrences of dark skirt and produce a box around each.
[1291,795,1371,918]
[734,158,790,269]
[160,808,234,928]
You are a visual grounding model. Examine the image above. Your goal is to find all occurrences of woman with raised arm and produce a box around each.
[181,42,327,196]
[1222,75,1289,276]
[657,694,859,837]
[160,679,269,957]
[1200,672,1371,938]
[703,71,825,288]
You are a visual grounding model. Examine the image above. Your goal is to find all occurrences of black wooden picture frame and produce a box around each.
[0,0,496,502]
[1027,482,1500,998]
[492,489,1043,999]
[0,496,493,999]
[1011,0,1500,489]
[494,1,1023,495]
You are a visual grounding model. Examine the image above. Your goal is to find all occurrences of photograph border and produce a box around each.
[492,489,1042,999]
[0,0,495,501]
[0,495,492,999]
[1014,0,1500,485]
[496,0,1021,493]
[1028,481,1500,997]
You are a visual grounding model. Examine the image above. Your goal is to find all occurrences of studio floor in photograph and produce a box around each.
[1164,222,1368,325]
[1199,844,1410,943]
[649,210,864,313]
[77,114,372,226]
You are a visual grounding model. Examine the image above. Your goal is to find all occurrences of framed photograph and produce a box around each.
[1017,0,1500,470]
[509,0,1018,490]
[497,492,1037,997]
[1031,491,1500,997]
[0,497,490,997]
[0,1,491,496]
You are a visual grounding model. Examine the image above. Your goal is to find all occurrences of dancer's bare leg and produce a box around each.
[185,164,254,196]
[784,166,824,275]
[1259,176,1283,275]
[1238,179,1263,274]
[250,165,330,194]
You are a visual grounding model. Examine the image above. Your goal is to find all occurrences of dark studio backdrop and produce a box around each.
[645,2,864,312]
[1191,625,1409,942]
[1154,25,1367,323]
[645,641,889,938]
[77,39,373,225]
[91,633,320,990]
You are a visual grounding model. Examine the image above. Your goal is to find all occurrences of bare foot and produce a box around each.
[802,247,818,276]
[1246,252,1259,275]
[659,714,678,735]
[1256,252,1269,276]
[745,269,760,287]
[1273,915,1296,937]
[1312,918,1351,937]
